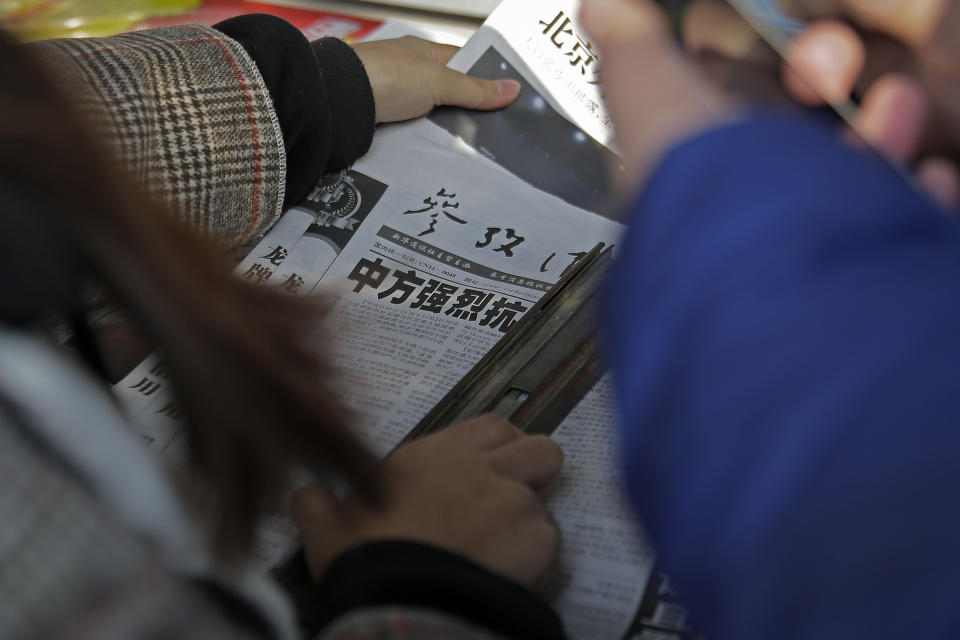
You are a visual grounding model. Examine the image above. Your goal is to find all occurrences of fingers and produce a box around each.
[425,40,460,65]
[395,35,460,65]
[854,74,928,161]
[436,414,524,452]
[580,0,733,188]
[847,73,959,211]
[290,484,347,576]
[781,0,949,46]
[432,66,520,111]
[290,484,339,529]
[419,416,563,488]
[917,158,960,209]
[487,435,564,490]
[783,20,864,104]
[580,0,675,187]
[580,0,668,43]
[352,37,520,122]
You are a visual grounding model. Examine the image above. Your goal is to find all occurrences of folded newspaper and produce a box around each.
[115,2,667,638]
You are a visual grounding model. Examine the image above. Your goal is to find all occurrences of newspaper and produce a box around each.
[115,2,656,638]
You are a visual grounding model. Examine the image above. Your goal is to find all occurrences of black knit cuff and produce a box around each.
[213,15,375,210]
[309,540,567,640]
[309,37,375,169]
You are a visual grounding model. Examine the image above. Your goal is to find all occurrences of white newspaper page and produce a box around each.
[115,1,655,636]
[295,119,651,637]
[454,0,614,150]
[421,1,624,224]
[287,119,624,453]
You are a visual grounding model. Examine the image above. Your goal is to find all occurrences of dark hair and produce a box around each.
[0,30,379,559]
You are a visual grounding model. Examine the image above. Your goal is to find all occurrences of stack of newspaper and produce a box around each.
[116,2,674,637]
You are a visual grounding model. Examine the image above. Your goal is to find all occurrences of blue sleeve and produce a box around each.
[605,112,960,640]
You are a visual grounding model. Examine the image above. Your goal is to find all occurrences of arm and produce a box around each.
[0,411,553,640]
[605,112,960,639]
[214,15,375,211]
[578,2,960,635]
[28,15,519,248]
[295,416,567,640]
[310,541,565,640]
[29,16,374,246]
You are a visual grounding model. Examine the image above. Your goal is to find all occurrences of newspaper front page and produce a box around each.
[115,2,656,637]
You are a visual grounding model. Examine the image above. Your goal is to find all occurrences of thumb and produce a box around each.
[581,0,732,188]
[291,484,340,533]
[432,67,521,110]
[291,484,351,578]
[783,20,865,105]
[580,0,668,43]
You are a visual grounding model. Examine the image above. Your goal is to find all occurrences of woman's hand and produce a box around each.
[578,0,736,192]
[351,36,521,123]
[780,0,960,207]
[670,0,960,208]
[292,415,563,589]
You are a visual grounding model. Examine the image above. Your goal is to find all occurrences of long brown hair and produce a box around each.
[0,30,379,559]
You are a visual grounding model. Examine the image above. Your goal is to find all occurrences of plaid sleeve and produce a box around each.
[0,410,519,640]
[0,412,281,640]
[29,25,286,246]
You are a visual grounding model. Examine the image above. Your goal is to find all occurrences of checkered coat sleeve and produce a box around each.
[29,25,286,245]
[0,401,515,640]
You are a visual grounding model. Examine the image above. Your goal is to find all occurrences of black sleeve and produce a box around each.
[213,14,375,209]
[299,540,567,640]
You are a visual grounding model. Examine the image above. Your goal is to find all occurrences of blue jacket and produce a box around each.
[605,113,960,639]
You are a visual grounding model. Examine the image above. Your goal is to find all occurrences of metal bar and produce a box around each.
[403,242,611,441]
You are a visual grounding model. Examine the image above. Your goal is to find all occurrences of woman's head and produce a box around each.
[0,30,378,560]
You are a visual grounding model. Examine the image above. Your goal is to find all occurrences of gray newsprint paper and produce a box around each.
[115,2,655,638]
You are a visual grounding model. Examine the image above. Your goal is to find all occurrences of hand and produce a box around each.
[779,0,960,207]
[292,415,563,589]
[351,36,521,123]
[578,0,736,193]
